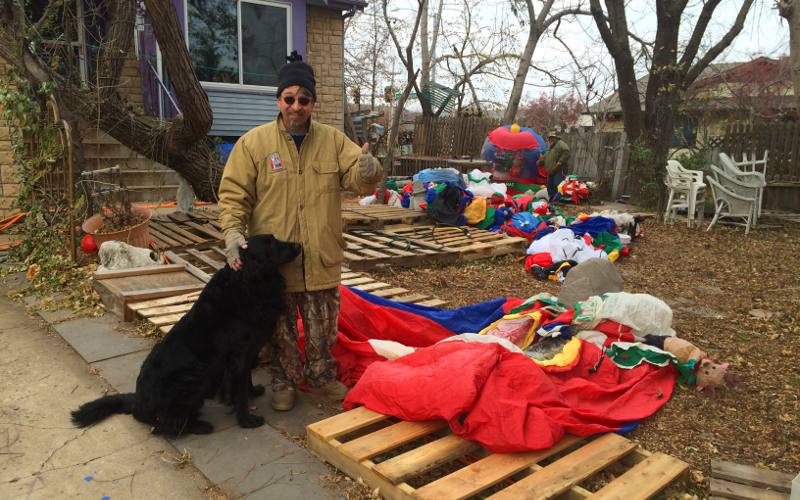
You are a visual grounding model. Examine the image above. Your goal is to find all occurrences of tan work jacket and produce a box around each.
[218,117,381,292]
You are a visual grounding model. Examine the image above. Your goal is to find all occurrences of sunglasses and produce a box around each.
[282,95,312,106]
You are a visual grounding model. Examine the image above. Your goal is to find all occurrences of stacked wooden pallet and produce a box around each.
[343,225,527,270]
[307,406,689,500]
[148,211,224,250]
[128,261,448,334]
[342,204,429,230]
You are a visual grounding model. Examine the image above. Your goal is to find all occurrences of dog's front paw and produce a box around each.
[189,420,214,434]
[237,413,265,428]
[249,384,266,398]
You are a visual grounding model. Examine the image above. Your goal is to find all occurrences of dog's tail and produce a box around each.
[71,393,136,427]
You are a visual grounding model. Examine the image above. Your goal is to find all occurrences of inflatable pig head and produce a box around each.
[696,359,742,397]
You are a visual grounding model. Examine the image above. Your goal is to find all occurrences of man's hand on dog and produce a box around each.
[224,231,247,270]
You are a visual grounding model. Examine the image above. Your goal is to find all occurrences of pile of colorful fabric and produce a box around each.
[296,286,691,453]
[557,175,591,204]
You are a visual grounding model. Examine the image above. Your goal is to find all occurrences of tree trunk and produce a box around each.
[97,0,136,99]
[503,0,540,124]
[779,0,800,110]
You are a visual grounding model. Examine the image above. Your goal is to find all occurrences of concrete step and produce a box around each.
[84,157,167,171]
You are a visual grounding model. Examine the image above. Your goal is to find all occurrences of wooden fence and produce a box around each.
[412,116,497,157]
[562,130,628,199]
[706,122,800,211]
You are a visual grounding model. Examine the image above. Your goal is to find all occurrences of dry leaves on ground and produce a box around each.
[368,215,800,479]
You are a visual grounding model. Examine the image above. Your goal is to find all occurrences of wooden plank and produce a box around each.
[592,452,689,500]
[120,283,206,301]
[487,433,637,500]
[149,311,189,326]
[164,250,212,283]
[414,435,582,500]
[342,276,377,286]
[307,434,417,500]
[416,298,447,307]
[339,420,447,462]
[148,226,182,248]
[391,293,431,303]
[136,302,194,318]
[711,460,793,493]
[373,434,480,484]
[307,406,389,441]
[709,477,789,500]
[93,264,184,280]
[352,282,392,292]
[183,221,224,240]
[128,290,202,311]
[370,287,410,298]
[159,221,208,244]
[185,248,224,271]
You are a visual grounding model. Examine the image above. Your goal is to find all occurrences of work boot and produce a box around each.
[311,380,350,401]
[271,383,296,411]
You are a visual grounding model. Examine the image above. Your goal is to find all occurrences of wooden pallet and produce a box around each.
[343,205,429,230]
[710,460,794,500]
[344,230,458,271]
[308,407,689,500]
[92,264,206,321]
[383,224,529,259]
[148,211,225,250]
[129,266,448,334]
[343,226,527,270]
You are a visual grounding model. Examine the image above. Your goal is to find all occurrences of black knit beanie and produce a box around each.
[276,51,316,100]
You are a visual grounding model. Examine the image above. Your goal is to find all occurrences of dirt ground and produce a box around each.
[368,215,800,481]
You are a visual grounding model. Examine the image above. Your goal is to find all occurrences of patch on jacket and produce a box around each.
[269,152,285,173]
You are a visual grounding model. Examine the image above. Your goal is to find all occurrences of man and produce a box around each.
[218,54,382,411]
[543,130,570,202]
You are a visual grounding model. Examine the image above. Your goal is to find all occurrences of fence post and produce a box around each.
[610,132,627,200]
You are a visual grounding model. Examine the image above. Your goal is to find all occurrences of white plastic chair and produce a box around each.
[707,166,759,235]
[717,153,766,221]
[664,160,705,227]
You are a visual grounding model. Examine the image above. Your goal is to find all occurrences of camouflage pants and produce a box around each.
[270,287,340,389]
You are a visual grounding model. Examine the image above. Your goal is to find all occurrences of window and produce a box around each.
[186,0,290,88]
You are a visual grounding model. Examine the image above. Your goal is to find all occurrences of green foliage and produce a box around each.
[674,151,710,173]
[0,68,100,313]
[626,141,660,208]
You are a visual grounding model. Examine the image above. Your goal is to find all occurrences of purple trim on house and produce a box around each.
[173,0,185,34]
[292,0,306,57]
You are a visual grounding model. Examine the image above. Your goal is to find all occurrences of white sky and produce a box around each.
[346,0,790,110]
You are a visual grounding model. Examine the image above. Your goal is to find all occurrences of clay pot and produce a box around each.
[81,205,152,249]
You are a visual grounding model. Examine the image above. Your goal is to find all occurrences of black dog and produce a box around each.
[71,234,300,436]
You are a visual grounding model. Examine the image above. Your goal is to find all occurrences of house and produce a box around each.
[0,0,366,216]
[588,57,796,146]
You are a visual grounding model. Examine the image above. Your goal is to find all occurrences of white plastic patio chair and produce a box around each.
[717,153,766,221]
[706,167,759,235]
[664,160,705,227]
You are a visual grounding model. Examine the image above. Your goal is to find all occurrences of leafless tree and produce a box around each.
[0,0,221,200]
[589,0,755,203]
[502,0,590,123]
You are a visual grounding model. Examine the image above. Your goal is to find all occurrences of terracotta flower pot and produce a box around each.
[81,205,152,249]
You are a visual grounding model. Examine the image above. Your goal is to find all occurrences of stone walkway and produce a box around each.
[0,270,343,499]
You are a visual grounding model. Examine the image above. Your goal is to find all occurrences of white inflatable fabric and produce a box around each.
[526,228,609,264]
[597,292,676,338]
[98,241,162,271]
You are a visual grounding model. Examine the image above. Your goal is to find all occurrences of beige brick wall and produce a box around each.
[0,58,21,219]
[118,56,144,113]
[306,6,343,130]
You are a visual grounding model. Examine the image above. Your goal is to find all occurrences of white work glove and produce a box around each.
[224,231,247,271]
[358,143,379,180]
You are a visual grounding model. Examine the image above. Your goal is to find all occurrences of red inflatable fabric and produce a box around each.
[344,340,677,453]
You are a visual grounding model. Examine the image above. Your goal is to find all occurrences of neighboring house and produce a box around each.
[0,0,366,216]
[588,57,796,147]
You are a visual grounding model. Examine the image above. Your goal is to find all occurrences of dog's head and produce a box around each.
[241,234,301,269]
